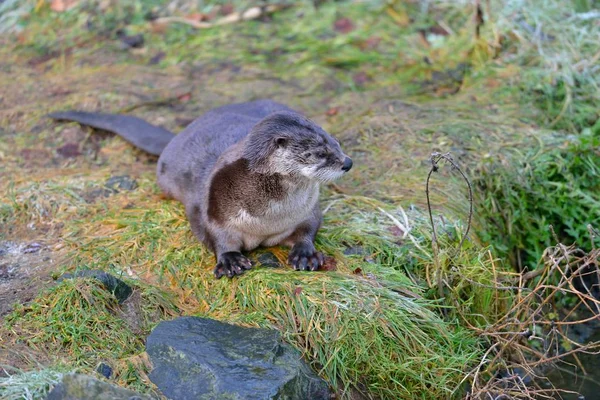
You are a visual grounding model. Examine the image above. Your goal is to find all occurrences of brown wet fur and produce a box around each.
[207,158,285,223]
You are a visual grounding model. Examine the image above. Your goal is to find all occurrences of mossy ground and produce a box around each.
[1,1,598,399]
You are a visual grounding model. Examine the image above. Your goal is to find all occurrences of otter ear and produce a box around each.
[275,137,287,147]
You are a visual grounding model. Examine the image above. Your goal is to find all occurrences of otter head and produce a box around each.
[244,111,352,183]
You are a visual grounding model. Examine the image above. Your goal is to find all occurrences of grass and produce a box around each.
[2,176,488,397]
[0,368,64,400]
[3,276,178,394]
[1,0,599,399]
[489,0,600,134]
[63,179,485,397]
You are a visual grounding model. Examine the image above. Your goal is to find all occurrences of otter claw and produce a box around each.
[214,252,253,279]
[288,243,324,272]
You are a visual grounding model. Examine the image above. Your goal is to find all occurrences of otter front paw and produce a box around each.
[214,252,253,279]
[288,243,325,271]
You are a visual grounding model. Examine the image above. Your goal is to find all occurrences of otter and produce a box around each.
[48,100,352,279]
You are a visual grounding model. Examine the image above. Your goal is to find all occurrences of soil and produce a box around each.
[0,241,58,317]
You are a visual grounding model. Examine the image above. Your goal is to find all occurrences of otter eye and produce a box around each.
[275,137,287,146]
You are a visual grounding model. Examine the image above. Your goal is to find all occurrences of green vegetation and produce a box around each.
[64,182,484,397]
[474,131,600,269]
[1,0,599,398]
[3,277,178,393]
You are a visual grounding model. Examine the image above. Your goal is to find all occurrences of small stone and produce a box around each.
[364,255,376,264]
[0,263,11,279]
[81,188,113,203]
[58,270,133,303]
[46,373,150,400]
[116,30,145,49]
[343,246,367,256]
[23,242,43,254]
[96,363,113,379]
[257,252,282,268]
[105,175,138,192]
[148,51,166,65]
[175,117,195,127]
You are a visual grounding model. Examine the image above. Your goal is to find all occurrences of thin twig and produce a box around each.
[425,152,474,254]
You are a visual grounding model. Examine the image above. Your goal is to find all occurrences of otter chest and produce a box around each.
[231,184,319,249]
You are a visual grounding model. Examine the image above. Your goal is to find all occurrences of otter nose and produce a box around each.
[341,157,353,172]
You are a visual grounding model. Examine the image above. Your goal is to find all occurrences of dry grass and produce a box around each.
[462,237,600,399]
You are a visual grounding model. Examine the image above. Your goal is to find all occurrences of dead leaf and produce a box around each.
[294,286,303,296]
[50,0,78,12]
[320,257,337,271]
[428,25,450,36]
[353,267,363,275]
[149,22,168,34]
[177,93,192,102]
[333,17,355,34]
[326,107,339,116]
[359,36,381,50]
[388,225,405,237]
[486,79,502,88]
[185,13,212,22]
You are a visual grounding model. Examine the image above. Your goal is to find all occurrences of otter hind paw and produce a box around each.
[214,252,253,279]
[288,243,324,272]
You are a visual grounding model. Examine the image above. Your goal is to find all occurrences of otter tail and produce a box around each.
[47,111,175,156]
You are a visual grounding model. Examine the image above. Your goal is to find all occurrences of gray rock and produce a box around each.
[105,175,138,192]
[82,175,138,203]
[46,373,150,400]
[257,252,283,268]
[343,246,367,256]
[146,317,330,400]
[58,270,133,303]
[96,362,113,379]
